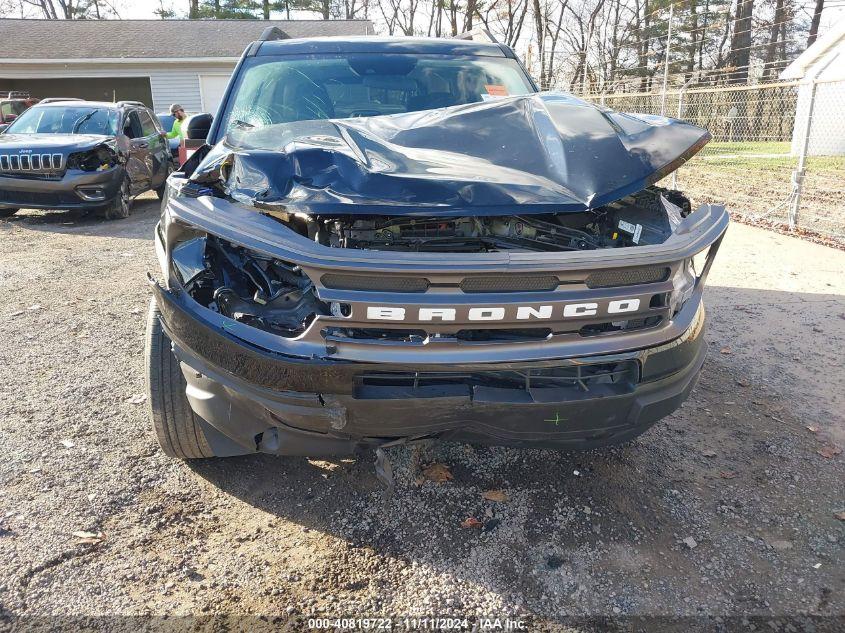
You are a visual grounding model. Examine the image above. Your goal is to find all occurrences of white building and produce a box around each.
[0,18,374,116]
[781,19,845,156]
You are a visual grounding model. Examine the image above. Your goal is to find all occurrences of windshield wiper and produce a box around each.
[71,110,97,133]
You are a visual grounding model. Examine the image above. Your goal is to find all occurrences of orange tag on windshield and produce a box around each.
[485,85,508,96]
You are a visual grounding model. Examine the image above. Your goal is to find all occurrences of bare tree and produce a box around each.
[807,0,823,46]
[726,0,754,83]
[474,0,530,47]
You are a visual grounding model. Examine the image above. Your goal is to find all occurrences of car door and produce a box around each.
[137,108,170,189]
[123,109,154,195]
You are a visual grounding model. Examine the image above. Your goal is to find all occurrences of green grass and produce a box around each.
[704,141,791,155]
[697,153,845,171]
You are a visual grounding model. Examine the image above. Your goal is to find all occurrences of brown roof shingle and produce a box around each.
[0,18,375,60]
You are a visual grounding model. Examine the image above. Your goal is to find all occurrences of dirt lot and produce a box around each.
[0,194,843,631]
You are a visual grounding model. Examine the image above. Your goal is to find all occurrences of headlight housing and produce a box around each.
[668,259,696,316]
[170,232,326,338]
[66,145,118,171]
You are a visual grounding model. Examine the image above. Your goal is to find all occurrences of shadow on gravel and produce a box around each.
[2,196,160,239]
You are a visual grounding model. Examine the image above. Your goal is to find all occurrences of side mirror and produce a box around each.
[186,113,213,141]
[0,124,8,134]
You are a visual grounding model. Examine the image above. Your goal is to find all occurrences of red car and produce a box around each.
[0,91,39,132]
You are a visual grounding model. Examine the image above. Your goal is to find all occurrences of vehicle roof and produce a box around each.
[31,100,135,109]
[255,36,512,58]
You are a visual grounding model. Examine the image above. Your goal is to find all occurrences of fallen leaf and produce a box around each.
[481,489,508,502]
[735,378,750,387]
[834,511,845,521]
[719,470,737,479]
[125,394,147,405]
[702,449,717,458]
[817,445,841,459]
[806,425,818,433]
[422,463,453,483]
[59,439,75,449]
[460,517,482,529]
[719,347,732,355]
[72,530,105,545]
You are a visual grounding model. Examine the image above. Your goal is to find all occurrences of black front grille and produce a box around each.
[355,361,639,401]
[321,273,429,293]
[460,275,560,293]
[585,266,670,288]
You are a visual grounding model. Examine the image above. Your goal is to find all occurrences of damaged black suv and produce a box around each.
[0,100,171,219]
[147,36,728,463]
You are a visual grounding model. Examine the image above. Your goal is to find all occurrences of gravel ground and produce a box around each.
[0,195,843,631]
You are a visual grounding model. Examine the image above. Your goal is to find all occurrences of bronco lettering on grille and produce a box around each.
[366,299,642,322]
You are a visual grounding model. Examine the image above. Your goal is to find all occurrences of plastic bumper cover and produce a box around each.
[152,282,707,456]
[0,167,123,210]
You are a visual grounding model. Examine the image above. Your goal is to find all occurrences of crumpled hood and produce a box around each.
[192,92,710,216]
[0,133,111,152]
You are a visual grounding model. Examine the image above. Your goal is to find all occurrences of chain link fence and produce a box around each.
[577,78,845,247]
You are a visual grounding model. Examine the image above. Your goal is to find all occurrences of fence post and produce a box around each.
[660,4,674,117]
[788,52,837,229]
[789,83,816,230]
[671,72,699,190]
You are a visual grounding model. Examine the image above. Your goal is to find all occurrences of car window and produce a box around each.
[157,114,175,131]
[6,106,118,135]
[219,54,535,134]
[139,110,159,136]
[123,111,144,139]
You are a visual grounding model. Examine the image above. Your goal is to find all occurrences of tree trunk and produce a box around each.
[807,0,824,47]
[686,0,699,78]
[726,0,754,84]
[463,0,477,32]
[263,0,270,19]
[532,0,546,89]
[763,0,785,79]
[639,0,650,91]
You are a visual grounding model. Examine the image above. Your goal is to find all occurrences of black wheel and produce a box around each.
[102,178,131,220]
[145,299,214,459]
[0,208,19,218]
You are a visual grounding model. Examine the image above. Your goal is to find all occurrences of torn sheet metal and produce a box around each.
[191,92,710,216]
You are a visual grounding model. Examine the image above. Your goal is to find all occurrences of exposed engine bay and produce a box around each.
[171,185,691,341]
[267,186,690,253]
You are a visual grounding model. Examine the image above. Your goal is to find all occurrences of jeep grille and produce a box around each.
[0,152,64,173]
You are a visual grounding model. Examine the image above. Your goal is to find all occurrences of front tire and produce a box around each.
[102,178,131,220]
[0,208,19,218]
[145,299,214,459]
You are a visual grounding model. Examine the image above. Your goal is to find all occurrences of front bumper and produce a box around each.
[153,281,707,456]
[151,192,727,455]
[0,166,123,210]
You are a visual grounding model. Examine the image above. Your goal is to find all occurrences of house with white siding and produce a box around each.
[0,18,374,116]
